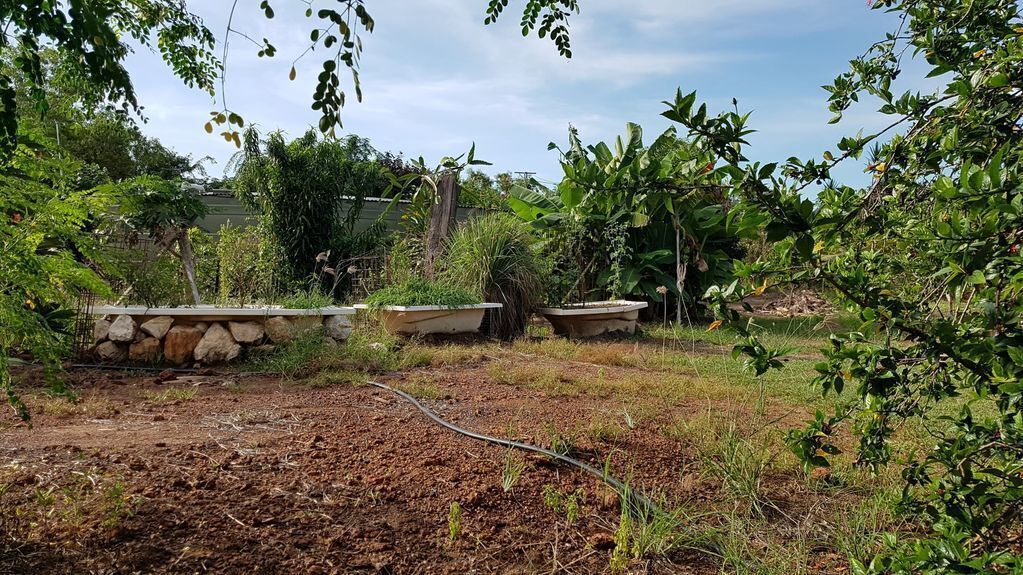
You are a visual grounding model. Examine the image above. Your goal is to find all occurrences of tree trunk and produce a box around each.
[423,173,460,278]
[177,228,202,305]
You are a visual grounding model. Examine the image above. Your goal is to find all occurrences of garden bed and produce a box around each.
[538,300,648,338]
[87,305,355,366]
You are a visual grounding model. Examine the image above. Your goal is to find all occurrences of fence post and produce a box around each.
[424,172,460,277]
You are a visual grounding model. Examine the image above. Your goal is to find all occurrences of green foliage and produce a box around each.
[447,501,462,541]
[364,278,480,308]
[1,132,113,420]
[232,129,388,285]
[216,225,276,306]
[188,227,219,300]
[511,125,740,306]
[0,1,217,161]
[116,177,208,233]
[278,291,335,310]
[104,249,188,308]
[680,1,1023,571]
[440,213,543,339]
[459,169,506,210]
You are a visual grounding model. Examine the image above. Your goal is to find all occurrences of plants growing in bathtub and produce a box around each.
[364,278,479,309]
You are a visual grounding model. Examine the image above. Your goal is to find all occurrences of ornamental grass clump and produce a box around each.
[440,213,543,340]
[364,278,479,309]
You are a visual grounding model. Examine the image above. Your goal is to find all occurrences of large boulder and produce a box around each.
[194,323,241,364]
[140,316,174,339]
[95,341,127,362]
[93,319,111,343]
[324,315,353,341]
[164,326,203,365]
[107,315,137,342]
[129,337,162,363]
[228,321,265,344]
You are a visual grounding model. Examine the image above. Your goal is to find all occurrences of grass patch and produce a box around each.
[247,329,399,379]
[398,344,492,369]
[395,375,447,400]
[485,360,616,398]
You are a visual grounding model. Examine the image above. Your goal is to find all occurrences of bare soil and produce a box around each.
[1,354,846,574]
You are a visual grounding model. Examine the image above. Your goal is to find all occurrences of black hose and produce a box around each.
[366,380,655,513]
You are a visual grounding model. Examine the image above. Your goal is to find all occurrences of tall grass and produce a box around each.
[441,213,543,340]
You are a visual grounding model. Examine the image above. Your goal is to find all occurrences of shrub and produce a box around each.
[440,213,543,340]
[216,224,278,306]
[364,277,479,308]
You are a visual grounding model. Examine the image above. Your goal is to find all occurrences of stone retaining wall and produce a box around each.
[90,313,352,366]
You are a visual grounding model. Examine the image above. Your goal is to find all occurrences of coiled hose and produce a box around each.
[366,380,655,513]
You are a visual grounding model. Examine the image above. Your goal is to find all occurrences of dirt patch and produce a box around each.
[2,359,855,574]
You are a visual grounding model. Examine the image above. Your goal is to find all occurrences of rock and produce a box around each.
[157,369,176,382]
[323,315,353,341]
[193,322,209,333]
[95,341,127,362]
[140,316,174,339]
[129,337,162,363]
[107,315,137,342]
[265,316,294,343]
[228,321,265,344]
[93,319,111,343]
[369,342,387,351]
[164,326,203,365]
[193,323,241,364]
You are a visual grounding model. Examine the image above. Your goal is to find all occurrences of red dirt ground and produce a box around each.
[1,356,843,574]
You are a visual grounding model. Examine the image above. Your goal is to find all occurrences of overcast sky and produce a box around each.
[124,1,933,189]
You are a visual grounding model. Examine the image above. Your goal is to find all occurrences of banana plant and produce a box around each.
[511,121,742,314]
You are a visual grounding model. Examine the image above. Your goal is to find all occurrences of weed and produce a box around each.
[831,488,902,567]
[101,480,138,529]
[248,329,399,379]
[622,408,637,430]
[544,424,577,457]
[500,450,525,492]
[703,422,773,517]
[142,388,196,403]
[448,501,463,541]
[396,376,446,400]
[585,414,625,444]
[542,485,585,523]
[609,506,632,573]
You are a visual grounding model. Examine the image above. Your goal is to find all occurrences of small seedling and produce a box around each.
[544,424,576,458]
[622,409,637,430]
[542,485,585,524]
[501,450,525,492]
[448,501,462,541]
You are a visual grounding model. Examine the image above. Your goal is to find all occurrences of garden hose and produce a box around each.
[365,380,656,513]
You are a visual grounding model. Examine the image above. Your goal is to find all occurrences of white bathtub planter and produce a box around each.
[538,300,649,338]
[87,305,355,365]
[354,303,502,335]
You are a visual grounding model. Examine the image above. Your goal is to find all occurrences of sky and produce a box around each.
[123,1,935,189]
